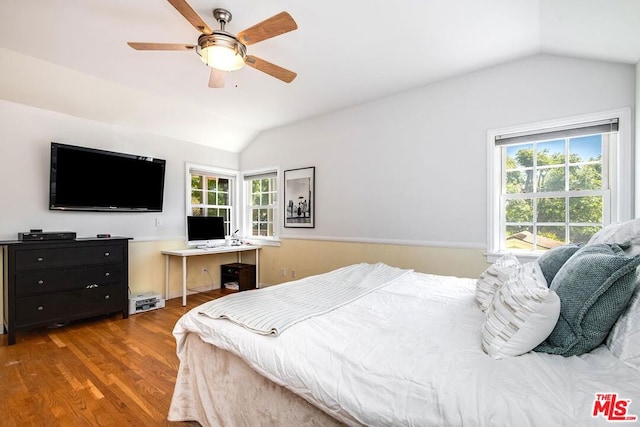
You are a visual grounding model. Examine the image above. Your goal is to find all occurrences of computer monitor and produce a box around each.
[186,216,226,248]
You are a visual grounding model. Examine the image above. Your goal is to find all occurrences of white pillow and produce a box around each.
[482,262,560,359]
[476,254,520,312]
[588,218,640,256]
[606,287,640,370]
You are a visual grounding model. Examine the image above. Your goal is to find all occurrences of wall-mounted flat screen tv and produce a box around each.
[49,142,166,212]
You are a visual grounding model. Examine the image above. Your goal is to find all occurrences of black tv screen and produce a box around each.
[49,142,166,212]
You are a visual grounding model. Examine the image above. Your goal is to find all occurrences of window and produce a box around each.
[244,170,278,239]
[487,110,632,259]
[186,164,238,236]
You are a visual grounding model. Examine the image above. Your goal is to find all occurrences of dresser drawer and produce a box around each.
[15,284,125,325]
[14,244,124,271]
[15,265,126,296]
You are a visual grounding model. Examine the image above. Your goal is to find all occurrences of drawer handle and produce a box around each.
[104,252,110,257]
[86,284,99,289]
[104,272,110,277]
[104,295,110,300]
[38,280,44,285]
[37,306,44,311]
[37,257,44,262]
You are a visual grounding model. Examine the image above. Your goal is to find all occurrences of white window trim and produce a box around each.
[185,162,241,238]
[242,167,281,246]
[486,108,633,263]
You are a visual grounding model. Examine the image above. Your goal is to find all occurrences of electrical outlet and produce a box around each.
[201,267,207,276]
[280,268,286,277]
[291,270,296,279]
[155,217,162,227]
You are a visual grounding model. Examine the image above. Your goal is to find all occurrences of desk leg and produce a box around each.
[182,256,187,306]
[165,255,170,300]
[255,248,260,288]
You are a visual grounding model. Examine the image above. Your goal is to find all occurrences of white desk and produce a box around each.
[162,245,260,306]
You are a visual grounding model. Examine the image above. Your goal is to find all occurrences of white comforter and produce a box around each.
[173,268,640,426]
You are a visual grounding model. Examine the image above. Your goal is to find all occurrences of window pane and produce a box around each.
[217,193,228,205]
[191,190,203,204]
[252,194,260,205]
[505,226,533,250]
[570,135,602,162]
[569,164,602,190]
[261,179,269,192]
[537,198,565,223]
[570,226,600,245]
[506,170,530,194]
[506,144,533,168]
[192,207,203,216]
[192,175,202,188]
[536,226,565,248]
[260,194,269,205]
[569,196,602,223]
[505,199,532,223]
[537,139,564,166]
[218,179,229,192]
[537,166,565,192]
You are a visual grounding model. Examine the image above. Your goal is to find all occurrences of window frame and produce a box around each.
[486,108,633,262]
[242,168,280,245]
[185,163,240,238]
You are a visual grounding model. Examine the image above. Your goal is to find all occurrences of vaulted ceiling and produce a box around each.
[0,0,639,152]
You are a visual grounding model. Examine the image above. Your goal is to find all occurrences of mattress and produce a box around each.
[170,268,640,426]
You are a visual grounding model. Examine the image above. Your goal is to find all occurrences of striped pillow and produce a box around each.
[482,262,560,359]
[476,254,520,312]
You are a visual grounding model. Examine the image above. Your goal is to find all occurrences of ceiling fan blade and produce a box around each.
[237,12,298,46]
[167,0,213,34]
[245,55,297,83]
[208,69,226,88]
[127,42,196,51]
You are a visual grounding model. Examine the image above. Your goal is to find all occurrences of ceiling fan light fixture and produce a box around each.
[198,33,246,71]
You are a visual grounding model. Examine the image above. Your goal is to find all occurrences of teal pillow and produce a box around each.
[535,243,640,356]
[537,244,582,286]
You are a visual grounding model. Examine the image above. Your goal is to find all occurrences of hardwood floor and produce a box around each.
[0,289,235,426]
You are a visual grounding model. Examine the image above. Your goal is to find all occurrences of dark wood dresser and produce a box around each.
[2,237,131,345]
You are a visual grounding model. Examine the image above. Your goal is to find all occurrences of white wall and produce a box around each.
[241,54,636,248]
[0,99,238,241]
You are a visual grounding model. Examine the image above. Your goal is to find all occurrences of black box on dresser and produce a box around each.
[2,237,131,345]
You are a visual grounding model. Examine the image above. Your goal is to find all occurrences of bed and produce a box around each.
[167,241,640,427]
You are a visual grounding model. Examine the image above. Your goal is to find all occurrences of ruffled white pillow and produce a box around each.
[476,254,520,312]
[482,262,560,359]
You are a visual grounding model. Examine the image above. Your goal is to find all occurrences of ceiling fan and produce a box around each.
[127,0,298,88]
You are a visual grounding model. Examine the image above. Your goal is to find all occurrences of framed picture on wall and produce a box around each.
[284,167,315,228]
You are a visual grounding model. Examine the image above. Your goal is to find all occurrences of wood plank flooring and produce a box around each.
[0,289,235,426]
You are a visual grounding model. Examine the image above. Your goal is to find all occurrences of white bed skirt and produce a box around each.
[168,332,359,426]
